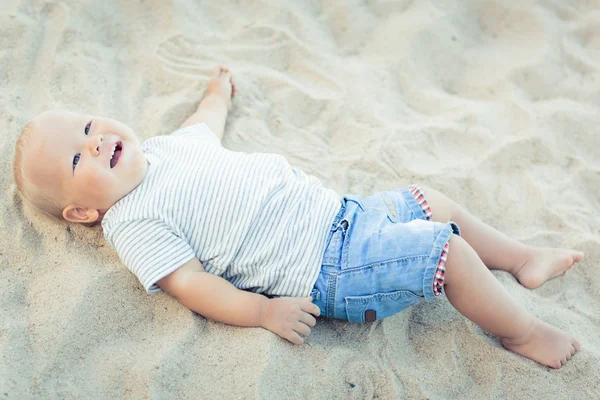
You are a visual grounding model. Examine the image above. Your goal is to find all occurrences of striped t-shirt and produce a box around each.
[101,124,341,297]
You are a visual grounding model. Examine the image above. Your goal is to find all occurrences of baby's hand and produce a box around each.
[207,66,236,110]
[260,296,320,345]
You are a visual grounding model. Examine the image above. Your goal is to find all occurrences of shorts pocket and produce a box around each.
[344,290,422,323]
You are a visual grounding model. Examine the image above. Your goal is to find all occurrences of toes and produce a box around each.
[220,67,232,80]
[566,255,576,269]
[551,360,562,369]
[573,338,581,352]
[567,250,584,265]
[215,66,230,78]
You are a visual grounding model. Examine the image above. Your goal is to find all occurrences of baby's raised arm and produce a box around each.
[163,66,321,344]
[157,258,320,345]
[180,66,236,141]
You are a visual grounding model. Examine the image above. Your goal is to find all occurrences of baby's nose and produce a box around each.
[89,135,104,155]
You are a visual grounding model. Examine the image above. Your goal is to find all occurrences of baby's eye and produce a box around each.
[73,154,80,170]
[85,121,91,135]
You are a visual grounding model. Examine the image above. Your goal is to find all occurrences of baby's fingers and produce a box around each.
[301,297,321,317]
[286,330,305,345]
[294,321,312,337]
[300,312,317,328]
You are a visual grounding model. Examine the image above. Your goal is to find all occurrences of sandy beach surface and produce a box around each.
[1,0,600,398]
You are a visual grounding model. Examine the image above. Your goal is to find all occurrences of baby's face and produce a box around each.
[24,110,148,219]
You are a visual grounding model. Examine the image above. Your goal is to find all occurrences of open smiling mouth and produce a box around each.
[110,141,123,168]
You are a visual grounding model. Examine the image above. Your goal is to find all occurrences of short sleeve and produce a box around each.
[106,219,197,293]
[170,123,221,146]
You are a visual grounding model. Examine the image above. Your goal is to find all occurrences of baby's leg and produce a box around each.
[421,186,584,289]
[444,235,580,368]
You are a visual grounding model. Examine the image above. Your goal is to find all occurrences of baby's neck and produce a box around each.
[96,209,107,223]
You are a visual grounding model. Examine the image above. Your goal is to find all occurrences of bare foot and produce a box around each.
[207,66,236,109]
[514,248,584,289]
[501,319,580,369]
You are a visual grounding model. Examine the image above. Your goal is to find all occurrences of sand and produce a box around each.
[1,0,599,398]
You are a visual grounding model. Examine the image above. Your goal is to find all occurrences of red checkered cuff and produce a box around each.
[408,185,432,220]
[407,184,447,296]
[433,243,449,296]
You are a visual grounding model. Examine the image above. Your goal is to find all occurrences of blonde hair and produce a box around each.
[13,121,65,221]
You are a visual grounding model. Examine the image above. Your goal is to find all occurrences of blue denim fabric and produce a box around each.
[311,188,460,322]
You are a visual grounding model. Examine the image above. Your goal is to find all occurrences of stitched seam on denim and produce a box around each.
[321,261,338,267]
[326,273,337,318]
[345,290,421,303]
[337,255,429,276]
[340,222,349,269]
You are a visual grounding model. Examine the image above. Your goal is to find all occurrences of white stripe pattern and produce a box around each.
[102,124,341,297]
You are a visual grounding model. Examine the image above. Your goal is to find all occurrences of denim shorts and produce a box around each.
[310,187,460,322]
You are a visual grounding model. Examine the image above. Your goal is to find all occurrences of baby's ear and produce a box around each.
[62,204,100,224]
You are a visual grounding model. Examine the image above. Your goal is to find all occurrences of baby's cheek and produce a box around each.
[81,169,103,187]
[80,169,110,197]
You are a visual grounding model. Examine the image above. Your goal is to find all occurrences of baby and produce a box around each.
[13,66,583,369]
